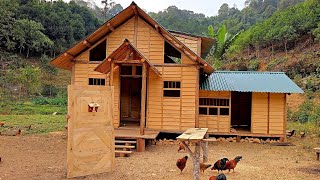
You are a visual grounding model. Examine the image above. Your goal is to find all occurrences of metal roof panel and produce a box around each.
[200,71,304,93]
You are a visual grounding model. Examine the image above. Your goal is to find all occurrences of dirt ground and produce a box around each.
[1,134,320,180]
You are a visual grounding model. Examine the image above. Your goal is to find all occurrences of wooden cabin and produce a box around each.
[51,2,303,142]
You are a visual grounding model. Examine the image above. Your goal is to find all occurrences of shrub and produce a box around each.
[248,59,260,70]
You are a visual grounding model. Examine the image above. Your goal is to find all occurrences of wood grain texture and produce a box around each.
[67,85,114,178]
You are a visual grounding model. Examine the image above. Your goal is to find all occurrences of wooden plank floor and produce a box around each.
[115,127,159,139]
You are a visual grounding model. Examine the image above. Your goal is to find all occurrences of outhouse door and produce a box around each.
[67,85,114,178]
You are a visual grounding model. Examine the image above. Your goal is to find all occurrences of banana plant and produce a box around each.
[207,25,241,69]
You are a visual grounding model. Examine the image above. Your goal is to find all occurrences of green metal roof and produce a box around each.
[200,71,304,93]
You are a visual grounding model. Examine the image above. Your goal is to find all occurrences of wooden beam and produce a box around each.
[181,141,195,160]
[107,23,114,32]
[134,15,138,46]
[195,66,200,128]
[110,62,114,86]
[64,52,73,58]
[82,40,92,47]
[114,60,141,64]
[155,24,160,33]
[183,49,197,60]
[132,5,138,15]
[140,63,147,135]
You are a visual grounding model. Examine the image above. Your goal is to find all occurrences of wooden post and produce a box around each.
[201,133,209,163]
[110,61,114,86]
[195,66,200,128]
[282,94,287,142]
[140,63,147,135]
[193,142,200,180]
[136,138,145,152]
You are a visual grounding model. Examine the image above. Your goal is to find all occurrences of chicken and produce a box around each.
[300,132,306,138]
[178,142,185,152]
[200,163,211,173]
[209,173,227,180]
[225,156,242,172]
[286,130,295,137]
[211,158,229,173]
[176,156,188,174]
[0,122,4,127]
[15,129,21,136]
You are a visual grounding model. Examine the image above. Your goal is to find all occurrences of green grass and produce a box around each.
[287,121,320,137]
[0,115,65,134]
[0,101,67,115]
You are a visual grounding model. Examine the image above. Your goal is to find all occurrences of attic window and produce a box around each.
[164,41,181,63]
[89,40,106,61]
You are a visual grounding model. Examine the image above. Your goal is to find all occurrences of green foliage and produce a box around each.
[288,100,320,123]
[13,19,53,57]
[32,97,67,106]
[234,0,320,53]
[0,115,65,134]
[207,25,241,69]
[248,59,260,70]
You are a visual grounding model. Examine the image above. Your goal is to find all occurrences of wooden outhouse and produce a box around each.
[51,2,303,142]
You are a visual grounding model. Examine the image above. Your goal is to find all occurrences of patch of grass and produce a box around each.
[287,121,320,137]
[0,101,67,115]
[0,115,65,134]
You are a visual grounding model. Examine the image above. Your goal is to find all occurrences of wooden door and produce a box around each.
[67,85,114,178]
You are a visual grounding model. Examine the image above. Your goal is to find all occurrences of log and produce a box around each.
[201,134,208,163]
[193,142,200,180]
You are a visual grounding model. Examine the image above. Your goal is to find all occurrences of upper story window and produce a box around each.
[163,81,181,97]
[164,41,181,64]
[89,40,106,61]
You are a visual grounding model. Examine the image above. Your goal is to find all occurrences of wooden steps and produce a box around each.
[115,139,136,157]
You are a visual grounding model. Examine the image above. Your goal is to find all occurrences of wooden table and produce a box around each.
[177,128,209,180]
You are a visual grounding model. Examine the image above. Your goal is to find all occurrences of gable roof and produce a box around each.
[94,39,161,76]
[200,71,304,93]
[169,30,214,59]
[50,1,214,74]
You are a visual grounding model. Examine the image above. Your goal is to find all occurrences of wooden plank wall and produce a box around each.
[137,18,164,64]
[73,64,107,86]
[198,90,231,133]
[269,93,285,134]
[173,35,200,56]
[251,93,268,134]
[146,58,198,131]
[251,92,285,134]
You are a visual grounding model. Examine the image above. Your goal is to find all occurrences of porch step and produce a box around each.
[115,138,137,157]
[115,140,137,144]
[115,145,135,149]
[115,150,133,154]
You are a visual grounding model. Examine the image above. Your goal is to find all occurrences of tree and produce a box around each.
[13,19,53,57]
[207,25,241,69]
[0,0,19,50]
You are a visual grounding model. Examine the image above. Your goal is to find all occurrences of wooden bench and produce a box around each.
[314,148,320,160]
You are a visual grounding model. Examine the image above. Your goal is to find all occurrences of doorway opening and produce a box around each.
[120,65,142,128]
[231,92,252,133]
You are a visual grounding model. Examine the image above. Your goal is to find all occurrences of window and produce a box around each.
[220,108,229,116]
[89,40,106,61]
[163,81,181,97]
[89,78,106,86]
[164,41,181,63]
[199,98,230,116]
[120,66,132,75]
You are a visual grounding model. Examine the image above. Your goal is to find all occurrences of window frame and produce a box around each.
[199,97,230,116]
[163,81,181,98]
[88,78,106,86]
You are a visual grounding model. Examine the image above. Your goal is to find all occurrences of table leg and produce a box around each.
[193,142,200,180]
[201,133,209,163]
